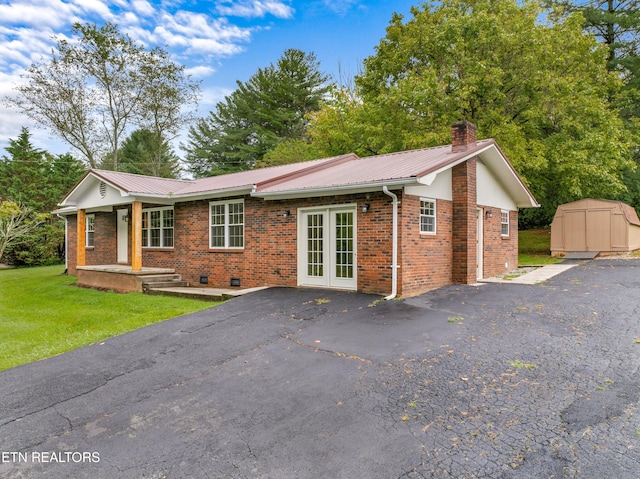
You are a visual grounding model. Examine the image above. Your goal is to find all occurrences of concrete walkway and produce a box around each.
[146,285,269,301]
[481,262,578,285]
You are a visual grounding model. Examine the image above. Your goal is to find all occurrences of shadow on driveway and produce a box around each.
[2,258,640,478]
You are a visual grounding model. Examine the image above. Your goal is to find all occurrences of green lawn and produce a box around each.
[0,265,216,371]
[518,228,562,265]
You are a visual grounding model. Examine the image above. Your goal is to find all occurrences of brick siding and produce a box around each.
[65,172,518,297]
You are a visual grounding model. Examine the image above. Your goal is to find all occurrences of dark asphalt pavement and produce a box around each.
[2,258,640,478]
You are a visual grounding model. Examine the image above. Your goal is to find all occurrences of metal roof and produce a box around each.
[254,142,494,194]
[91,170,191,195]
[59,139,538,209]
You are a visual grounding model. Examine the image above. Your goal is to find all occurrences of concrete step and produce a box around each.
[145,280,190,289]
[139,274,183,284]
[139,274,189,292]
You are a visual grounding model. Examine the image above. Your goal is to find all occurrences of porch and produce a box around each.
[76,265,176,293]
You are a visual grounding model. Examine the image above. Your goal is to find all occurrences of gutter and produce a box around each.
[383,186,398,300]
[253,179,411,200]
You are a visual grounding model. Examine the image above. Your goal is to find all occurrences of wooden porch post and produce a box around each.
[77,209,86,267]
[131,201,143,271]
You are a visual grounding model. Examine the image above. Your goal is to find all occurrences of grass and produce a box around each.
[509,360,536,370]
[518,229,562,266]
[0,265,216,371]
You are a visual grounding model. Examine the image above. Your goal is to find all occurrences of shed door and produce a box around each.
[586,210,611,251]
[298,207,357,290]
[564,210,586,251]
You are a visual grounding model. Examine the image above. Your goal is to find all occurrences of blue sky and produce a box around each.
[0,0,418,159]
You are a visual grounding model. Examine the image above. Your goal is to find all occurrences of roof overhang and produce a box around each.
[252,178,412,200]
[474,144,538,208]
[416,142,538,208]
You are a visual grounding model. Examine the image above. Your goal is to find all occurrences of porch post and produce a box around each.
[77,209,86,267]
[131,201,143,271]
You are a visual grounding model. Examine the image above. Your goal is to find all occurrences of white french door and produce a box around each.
[298,206,357,290]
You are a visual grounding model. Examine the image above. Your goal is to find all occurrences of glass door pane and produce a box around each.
[307,213,324,277]
[334,212,354,279]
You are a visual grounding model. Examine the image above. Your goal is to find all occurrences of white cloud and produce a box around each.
[215,0,294,19]
[71,0,116,20]
[322,0,359,15]
[198,85,234,110]
[132,0,156,17]
[0,1,76,30]
[152,12,252,56]
[185,65,216,78]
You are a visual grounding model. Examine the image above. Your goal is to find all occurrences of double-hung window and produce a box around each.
[142,207,174,248]
[210,200,244,249]
[501,210,510,236]
[86,214,95,247]
[420,198,437,234]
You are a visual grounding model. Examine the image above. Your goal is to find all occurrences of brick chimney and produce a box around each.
[451,121,477,153]
[451,120,478,284]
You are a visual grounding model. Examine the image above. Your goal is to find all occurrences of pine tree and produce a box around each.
[183,49,330,177]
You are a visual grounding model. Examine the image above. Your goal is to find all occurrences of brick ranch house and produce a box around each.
[56,121,538,298]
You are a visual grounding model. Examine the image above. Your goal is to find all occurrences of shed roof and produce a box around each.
[554,198,640,226]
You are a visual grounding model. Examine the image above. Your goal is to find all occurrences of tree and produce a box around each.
[183,49,330,177]
[257,139,325,168]
[100,129,181,178]
[10,22,200,169]
[0,128,50,211]
[0,128,86,212]
[0,128,86,265]
[546,1,640,83]
[0,201,46,264]
[136,47,200,172]
[308,0,632,225]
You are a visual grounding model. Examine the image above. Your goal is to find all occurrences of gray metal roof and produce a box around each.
[59,139,538,208]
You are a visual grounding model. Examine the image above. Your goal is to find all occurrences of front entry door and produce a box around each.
[299,207,357,290]
[117,209,128,263]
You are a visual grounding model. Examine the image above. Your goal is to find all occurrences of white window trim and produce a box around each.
[420,197,437,235]
[209,199,245,249]
[86,214,95,247]
[142,206,174,248]
[501,209,510,237]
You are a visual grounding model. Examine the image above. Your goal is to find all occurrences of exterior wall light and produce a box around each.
[362,203,371,213]
[283,210,291,218]
[485,209,493,218]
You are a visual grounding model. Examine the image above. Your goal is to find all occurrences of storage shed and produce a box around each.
[550,198,640,256]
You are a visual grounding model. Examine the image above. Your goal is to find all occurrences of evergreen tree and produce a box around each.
[100,129,181,178]
[183,49,330,177]
[0,128,85,265]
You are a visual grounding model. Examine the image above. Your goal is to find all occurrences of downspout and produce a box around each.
[383,186,398,300]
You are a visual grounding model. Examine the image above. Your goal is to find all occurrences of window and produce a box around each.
[420,198,436,234]
[86,214,95,247]
[142,207,174,248]
[210,200,244,248]
[501,210,510,236]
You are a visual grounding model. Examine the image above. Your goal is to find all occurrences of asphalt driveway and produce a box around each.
[2,258,640,478]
